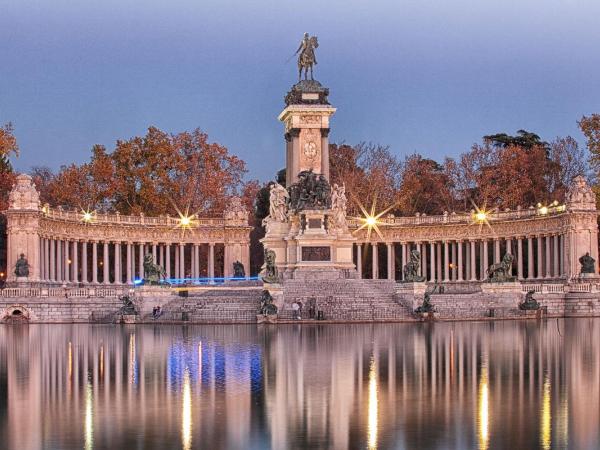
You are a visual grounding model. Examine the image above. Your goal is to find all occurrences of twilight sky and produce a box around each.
[1,0,599,181]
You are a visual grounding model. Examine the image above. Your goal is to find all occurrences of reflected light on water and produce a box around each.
[368,356,378,450]
[84,378,93,450]
[99,345,104,378]
[198,342,202,382]
[478,362,489,450]
[129,333,136,384]
[541,376,552,450]
[68,341,72,379]
[182,368,192,450]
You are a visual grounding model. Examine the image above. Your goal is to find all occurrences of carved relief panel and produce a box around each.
[299,128,321,174]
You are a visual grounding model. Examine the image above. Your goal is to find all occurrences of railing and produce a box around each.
[0,286,131,298]
[348,204,566,228]
[42,207,225,227]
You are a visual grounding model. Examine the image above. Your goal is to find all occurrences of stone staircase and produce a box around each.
[280,279,413,321]
[147,288,262,323]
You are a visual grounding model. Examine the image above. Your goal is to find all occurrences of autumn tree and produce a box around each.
[396,154,456,215]
[37,127,250,216]
[330,142,402,215]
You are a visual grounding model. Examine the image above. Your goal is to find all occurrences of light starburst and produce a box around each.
[81,209,96,224]
[172,204,199,238]
[470,201,497,235]
[353,197,396,241]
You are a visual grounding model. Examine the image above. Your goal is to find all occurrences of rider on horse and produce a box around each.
[295,33,318,81]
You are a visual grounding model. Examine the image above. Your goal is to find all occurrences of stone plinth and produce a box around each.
[481,281,522,294]
[395,282,428,310]
[134,285,175,316]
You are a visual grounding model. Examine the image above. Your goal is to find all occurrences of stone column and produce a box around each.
[81,241,88,283]
[517,238,524,280]
[179,243,185,279]
[559,234,565,277]
[321,129,330,181]
[527,237,534,280]
[443,241,450,282]
[208,243,215,279]
[103,241,110,284]
[175,245,180,279]
[553,235,560,278]
[372,243,379,279]
[152,243,157,263]
[457,240,463,281]
[536,235,543,279]
[72,241,79,283]
[429,242,436,282]
[57,239,63,282]
[494,239,501,263]
[421,243,427,280]
[64,240,71,283]
[126,243,132,284]
[115,242,122,284]
[44,238,49,281]
[159,244,164,269]
[469,240,477,281]
[92,241,98,284]
[505,238,513,275]
[166,244,171,279]
[193,244,200,279]
[387,243,395,280]
[450,241,456,281]
[436,242,442,282]
[50,239,56,282]
[544,235,552,278]
[482,240,488,281]
[401,243,407,280]
[138,243,144,280]
[356,244,362,279]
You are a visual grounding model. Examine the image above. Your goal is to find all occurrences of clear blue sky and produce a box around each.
[1,0,599,181]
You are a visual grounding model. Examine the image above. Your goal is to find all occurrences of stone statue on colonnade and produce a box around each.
[403,250,425,282]
[14,254,30,278]
[142,254,167,285]
[486,253,515,282]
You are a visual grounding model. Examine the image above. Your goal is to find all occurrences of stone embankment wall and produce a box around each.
[3,282,600,323]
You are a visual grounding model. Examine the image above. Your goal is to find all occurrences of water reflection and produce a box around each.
[0,320,600,449]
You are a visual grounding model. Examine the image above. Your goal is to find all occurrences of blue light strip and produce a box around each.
[134,276,261,286]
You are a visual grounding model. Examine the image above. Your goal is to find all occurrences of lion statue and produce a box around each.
[486,253,515,282]
[403,249,425,282]
[143,254,167,285]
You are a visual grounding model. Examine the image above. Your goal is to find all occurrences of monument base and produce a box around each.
[481,281,522,294]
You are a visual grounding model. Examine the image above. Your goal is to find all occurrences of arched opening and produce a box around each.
[11,309,23,316]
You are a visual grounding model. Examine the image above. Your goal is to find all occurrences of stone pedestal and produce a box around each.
[395,282,428,310]
[134,285,175,316]
[481,281,522,294]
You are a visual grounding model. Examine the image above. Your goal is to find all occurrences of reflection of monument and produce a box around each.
[261,48,356,280]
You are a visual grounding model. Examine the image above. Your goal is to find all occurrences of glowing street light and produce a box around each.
[81,209,96,224]
[353,197,396,241]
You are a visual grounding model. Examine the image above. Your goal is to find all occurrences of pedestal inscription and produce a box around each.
[302,246,331,262]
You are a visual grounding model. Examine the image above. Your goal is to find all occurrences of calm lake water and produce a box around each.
[0,320,598,450]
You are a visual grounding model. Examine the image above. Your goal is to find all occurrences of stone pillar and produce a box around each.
[457,240,463,281]
[450,241,456,281]
[166,244,171,279]
[421,243,427,280]
[494,239,501,263]
[356,244,363,279]
[443,241,450,282]
[50,239,56,282]
[175,245,180,279]
[115,242,122,284]
[103,241,110,284]
[506,238,513,275]
[57,240,63,282]
[436,242,442,282]
[469,240,476,281]
[536,235,543,279]
[527,237,534,280]
[429,242,436,282]
[372,243,379,279]
[401,243,407,280]
[82,241,88,283]
[92,242,98,284]
[64,240,71,283]
[72,241,78,283]
[559,234,565,277]
[152,243,157,263]
[545,235,552,278]
[208,243,215,279]
[126,243,132,284]
[517,238,524,280]
[387,243,395,280]
[482,240,489,281]
[44,238,50,281]
[159,244,164,269]
[553,235,560,278]
[179,243,185,279]
[321,129,330,181]
[138,243,144,280]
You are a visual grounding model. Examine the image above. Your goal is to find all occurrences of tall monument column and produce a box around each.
[279,81,336,186]
[5,174,41,283]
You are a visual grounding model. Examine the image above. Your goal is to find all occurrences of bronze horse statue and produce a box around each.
[297,35,319,81]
